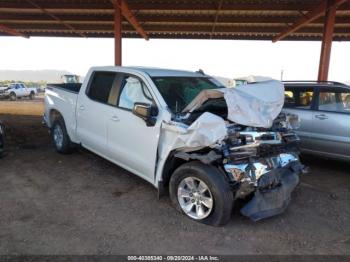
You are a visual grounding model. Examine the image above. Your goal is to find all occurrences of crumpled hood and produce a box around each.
[182,80,285,128]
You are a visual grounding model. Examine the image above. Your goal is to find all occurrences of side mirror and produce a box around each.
[132,102,158,126]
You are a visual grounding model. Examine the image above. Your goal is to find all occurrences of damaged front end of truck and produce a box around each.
[159,79,305,221]
[220,114,303,221]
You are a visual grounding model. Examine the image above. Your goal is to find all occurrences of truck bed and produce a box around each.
[44,83,79,142]
[47,83,82,93]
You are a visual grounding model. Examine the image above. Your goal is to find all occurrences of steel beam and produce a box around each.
[111,0,148,40]
[2,13,350,25]
[114,0,122,66]
[318,0,337,81]
[210,0,224,39]
[272,0,348,42]
[7,24,350,34]
[8,31,348,41]
[0,24,28,38]
[2,2,350,11]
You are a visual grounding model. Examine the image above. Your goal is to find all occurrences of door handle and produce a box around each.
[79,105,85,111]
[111,115,119,122]
[315,114,328,120]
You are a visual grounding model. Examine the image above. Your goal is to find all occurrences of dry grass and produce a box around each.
[0,95,44,116]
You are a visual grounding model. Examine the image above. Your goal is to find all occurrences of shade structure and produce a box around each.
[0,0,349,40]
[0,0,349,77]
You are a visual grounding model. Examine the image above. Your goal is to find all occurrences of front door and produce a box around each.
[107,74,161,184]
[284,86,318,152]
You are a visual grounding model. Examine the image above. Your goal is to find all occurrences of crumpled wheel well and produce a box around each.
[159,151,187,197]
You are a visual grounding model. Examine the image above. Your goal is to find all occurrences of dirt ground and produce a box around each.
[0,97,349,255]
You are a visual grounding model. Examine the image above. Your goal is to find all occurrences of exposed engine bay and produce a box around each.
[161,80,305,221]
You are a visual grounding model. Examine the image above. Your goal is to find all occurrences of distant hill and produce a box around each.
[0,70,73,82]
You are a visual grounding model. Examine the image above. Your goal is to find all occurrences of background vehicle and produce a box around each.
[0,85,9,98]
[283,81,350,161]
[0,83,37,100]
[61,74,81,84]
[44,66,303,226]
[0,121,4,157]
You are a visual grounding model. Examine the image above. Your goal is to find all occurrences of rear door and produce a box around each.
[311,87,350,158]
[283,86,318,151]
[20,84,29,96]
[76,71,120,156]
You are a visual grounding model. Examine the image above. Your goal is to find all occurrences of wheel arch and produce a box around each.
[158,151,187,197]
[159,150,229,198]
[49,109,64,127]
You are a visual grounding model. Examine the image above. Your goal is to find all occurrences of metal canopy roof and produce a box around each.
[0,0,350,40]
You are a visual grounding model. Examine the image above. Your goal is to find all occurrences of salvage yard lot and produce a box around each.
[0,98,349,255]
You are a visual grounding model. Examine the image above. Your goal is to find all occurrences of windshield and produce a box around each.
[151,77,224,113]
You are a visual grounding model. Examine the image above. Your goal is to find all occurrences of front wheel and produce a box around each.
[9,92,16,101]
[51,117,72,154]
[169,162,234,226]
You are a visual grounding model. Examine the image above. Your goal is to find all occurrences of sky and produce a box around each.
[0,36,349,82]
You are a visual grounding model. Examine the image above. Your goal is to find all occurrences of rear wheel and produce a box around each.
[9,92,16,101]
[169,162,234,226]
[51,117,72,154]
[29,92,35,100]
[0,135,4,158]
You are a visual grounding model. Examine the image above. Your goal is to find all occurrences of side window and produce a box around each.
[118,76,153,110]
[298,91,314,108]
[284,91,296,107]
[87,72,121,105]
[284,88,314,109]
[319,91,350,113]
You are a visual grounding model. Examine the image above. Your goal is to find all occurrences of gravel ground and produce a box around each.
[0,99,349,255]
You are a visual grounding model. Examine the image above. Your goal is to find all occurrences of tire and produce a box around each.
[9,92,16,101]
[0,136,4,158]
[169,161,234,226]
[51,116,72,154]
[29,92,35,100]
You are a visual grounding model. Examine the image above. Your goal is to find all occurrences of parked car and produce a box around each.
[0,121,4,157]
[44,66,303,226]
[283,81,350,161]
[0,85,9,97]
[0,83,37,100]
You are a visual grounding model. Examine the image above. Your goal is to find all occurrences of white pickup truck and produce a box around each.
[44,66,304,226]
[0,83,37,100]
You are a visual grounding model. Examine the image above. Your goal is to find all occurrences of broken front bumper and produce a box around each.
[240,161,302,221]
[224,153,304,221]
